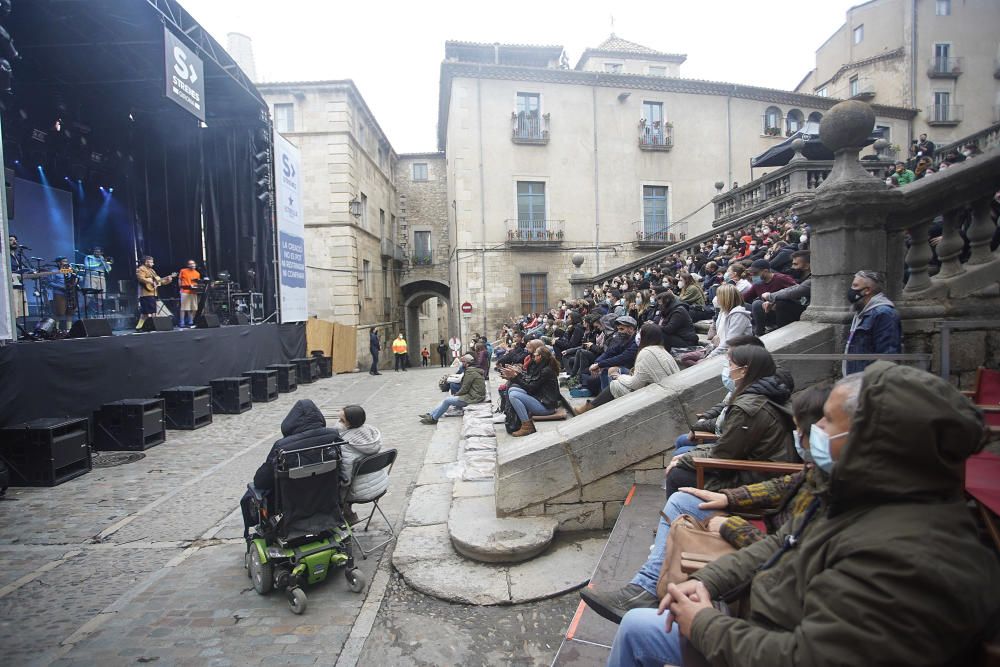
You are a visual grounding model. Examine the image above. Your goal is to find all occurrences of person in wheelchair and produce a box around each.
[335,404,388,525]
[241,399,342,532]
[241,399,366,614]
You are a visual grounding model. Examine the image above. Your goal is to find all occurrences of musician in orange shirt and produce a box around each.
[177,259,201,328]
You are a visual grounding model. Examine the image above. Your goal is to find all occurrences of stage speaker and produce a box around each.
[142,316,173,332]
[194,313,220,329]
[266,363,298,393]
[159,386,213,430]
[210,377,252,414]
[69,319,113,338]
[94,399,166,451]
[0,417,91,486]
[242,370,279,403]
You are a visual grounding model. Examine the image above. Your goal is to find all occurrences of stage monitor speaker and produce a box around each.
[94,399,166,451]
[142,316,173,332]
[194,314,220,329]
[0,417,91,486]
[69,318,113,338]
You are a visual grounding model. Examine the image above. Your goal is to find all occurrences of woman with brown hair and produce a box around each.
[576,323,678,413]
[664,344,793,495]
[505,345,562,437]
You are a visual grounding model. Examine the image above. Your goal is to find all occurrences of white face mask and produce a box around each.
[800,235,808,245]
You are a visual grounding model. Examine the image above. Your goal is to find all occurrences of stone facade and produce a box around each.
[794,0,1000,146]
[257,80,406,368]
[437,38,913,333]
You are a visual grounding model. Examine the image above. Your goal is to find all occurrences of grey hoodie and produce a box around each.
[338,423,382,484]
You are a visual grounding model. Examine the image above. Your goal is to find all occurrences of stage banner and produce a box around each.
[163,26,206,122]
[274,131,307,322]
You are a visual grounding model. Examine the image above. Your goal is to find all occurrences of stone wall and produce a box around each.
[496,321,838,528]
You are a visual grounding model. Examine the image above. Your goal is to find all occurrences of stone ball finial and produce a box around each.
[571,253,585,269]
[790,138,805,153]
[872,138,889,151]
[819,100,876,153]
[714,181,725,191]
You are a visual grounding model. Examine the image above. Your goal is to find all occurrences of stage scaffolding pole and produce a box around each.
[0,114,15,344]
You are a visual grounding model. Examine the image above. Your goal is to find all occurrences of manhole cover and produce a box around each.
[92,452,146,468]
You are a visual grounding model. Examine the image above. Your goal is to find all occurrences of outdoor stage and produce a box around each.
[0,322,306,427]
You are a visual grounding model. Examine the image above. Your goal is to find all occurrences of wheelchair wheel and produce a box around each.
[347,568,367,593]
[288,587,307,615]
[250,547,273,595]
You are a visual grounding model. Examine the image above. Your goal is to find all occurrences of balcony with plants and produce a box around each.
[511,112,550,145]
[638,119,673,151]
[633,220,688,248]
[505,219,565,248]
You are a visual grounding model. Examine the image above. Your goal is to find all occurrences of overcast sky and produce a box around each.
[181,0,861,153]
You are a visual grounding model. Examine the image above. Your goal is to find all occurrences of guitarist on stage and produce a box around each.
[135,255,175,332]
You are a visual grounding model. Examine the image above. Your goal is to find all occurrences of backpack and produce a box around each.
[504,400,522,435]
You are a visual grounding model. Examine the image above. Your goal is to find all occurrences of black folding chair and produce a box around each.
[345,448,397,559]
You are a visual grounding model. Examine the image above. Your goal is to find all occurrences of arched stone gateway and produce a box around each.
[402,280,451,366]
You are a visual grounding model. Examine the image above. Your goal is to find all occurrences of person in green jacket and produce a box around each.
[608,362,999,667]
[893,160,916,185]
[420,354,485,424]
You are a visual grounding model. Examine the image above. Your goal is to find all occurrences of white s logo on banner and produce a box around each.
[173,46,198,83]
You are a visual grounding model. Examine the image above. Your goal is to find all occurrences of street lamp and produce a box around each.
[349,197,362,218]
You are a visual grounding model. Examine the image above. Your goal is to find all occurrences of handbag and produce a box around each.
[656,513,736,599]
[438,375,450,392]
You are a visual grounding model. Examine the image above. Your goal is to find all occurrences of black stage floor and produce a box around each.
[0,322,306,427]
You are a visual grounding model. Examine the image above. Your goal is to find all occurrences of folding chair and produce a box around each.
[345,448,397,559]
[962,368,1000,435]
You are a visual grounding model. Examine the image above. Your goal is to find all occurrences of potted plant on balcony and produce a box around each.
[556,230,564,241]
[765,126,781,137]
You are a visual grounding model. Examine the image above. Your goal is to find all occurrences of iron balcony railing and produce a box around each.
[638,122,673,150]
[504,219,565,246]
[511,112,550,144]
[632,220,689,247]
[411,254,433,266]
[928,56,963,78]
[927,104,963,126]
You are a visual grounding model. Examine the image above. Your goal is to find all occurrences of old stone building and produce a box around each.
[794,0,1000,148]
[436,36,913,333]
[256,79,407,366]
[395,153,452,361]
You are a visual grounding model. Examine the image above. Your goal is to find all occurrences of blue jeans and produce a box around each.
[507,386,555,422]
[607,608,682,667]
[631,491,715,596]
[430,396,467,420]
[671,433,697,458]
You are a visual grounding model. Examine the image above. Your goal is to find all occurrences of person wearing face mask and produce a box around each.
[580,384,828,625]
[335,404,386,525]
[760,250,811,330]
[843,269,901,376]
[607,364,998,667]
[664,344,794,497]
[741,259,797,336]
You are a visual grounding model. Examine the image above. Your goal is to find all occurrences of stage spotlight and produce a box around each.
[0,0,10,19]
[256,175,269,189]
[108,187,114,194]
[254,150,268,162]
[254,162,268,176]
[257,191,270,204]
[0,59,11,93]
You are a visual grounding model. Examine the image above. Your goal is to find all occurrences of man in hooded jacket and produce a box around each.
[241,399,343,535]
[608,362,1000,667]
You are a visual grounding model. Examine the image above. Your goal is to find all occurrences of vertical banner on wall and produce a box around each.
[273,131,307,322]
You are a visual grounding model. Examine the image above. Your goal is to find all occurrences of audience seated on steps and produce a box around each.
[494,332,526,370]
[678,284,752,368]
[654,290,699,351]
[420,354,485,425]
[499,345,562,437]
[757,250,811,337]
[553,310,584,364]
[578,315,639,398]
[581,383,829,625]
[334,404,386,526]
[664,344,795,497]
[576,323,679,414]
[563,314,605,388]
[605,363,999,667]
[741,259,800,337]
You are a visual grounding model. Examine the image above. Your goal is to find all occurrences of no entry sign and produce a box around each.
[461,301,473,314]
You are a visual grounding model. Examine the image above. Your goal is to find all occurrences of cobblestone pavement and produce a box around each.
[0,366,585,666]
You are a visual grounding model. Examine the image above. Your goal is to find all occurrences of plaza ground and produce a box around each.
[0,367,579,666]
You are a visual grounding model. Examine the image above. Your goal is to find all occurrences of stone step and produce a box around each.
[551,483,664,665]
[449,495,558,563]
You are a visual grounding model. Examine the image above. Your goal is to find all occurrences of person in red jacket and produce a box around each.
[740,259,798,336]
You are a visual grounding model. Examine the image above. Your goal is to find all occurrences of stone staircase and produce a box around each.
[391,381,607,605]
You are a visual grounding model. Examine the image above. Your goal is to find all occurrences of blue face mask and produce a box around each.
[809,423,847,473]
[793,430,812,463]
[721,365,736,393]
[752,275,763,285]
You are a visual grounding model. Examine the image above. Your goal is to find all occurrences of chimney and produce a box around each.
[226,32,258,82]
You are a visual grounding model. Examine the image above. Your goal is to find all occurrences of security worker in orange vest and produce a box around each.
[391,333,409,372]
